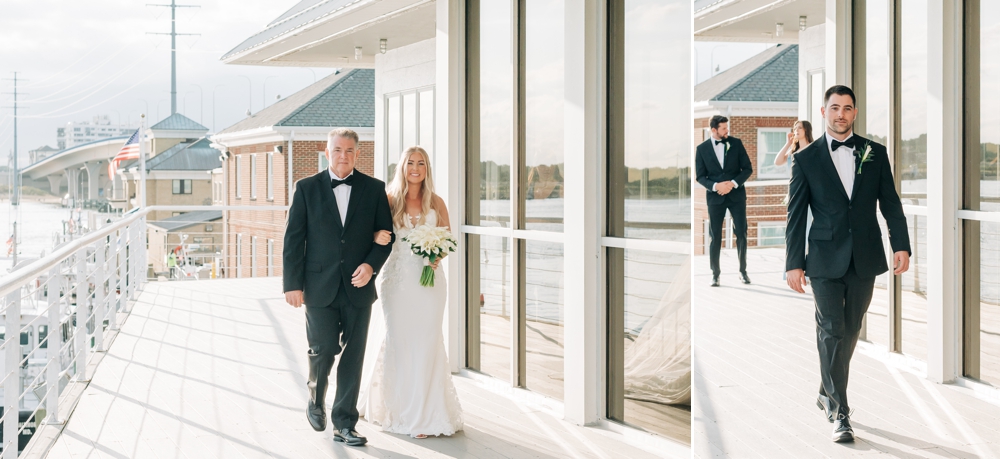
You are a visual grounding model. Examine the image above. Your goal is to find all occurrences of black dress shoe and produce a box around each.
[711,276,720,287]
[832,414,855,442]
[307,400,326,432]
[334,428,368,446]
[739,272,751,284]
[816,396,833,423]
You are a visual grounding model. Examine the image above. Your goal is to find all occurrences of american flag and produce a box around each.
[108,129,141,178]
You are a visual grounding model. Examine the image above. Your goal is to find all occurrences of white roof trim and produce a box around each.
[211,126,375,148]
[694,100,798,119]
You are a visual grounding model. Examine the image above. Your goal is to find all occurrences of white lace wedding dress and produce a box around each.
[358,209,464,437]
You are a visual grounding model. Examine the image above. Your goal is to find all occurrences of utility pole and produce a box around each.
[148,0,200,115]
[2,72,27,267]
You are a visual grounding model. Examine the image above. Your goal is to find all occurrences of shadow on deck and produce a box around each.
[27,278,675,459]
[693,248,1000,459]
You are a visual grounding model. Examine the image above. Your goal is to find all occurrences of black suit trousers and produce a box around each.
[810,258,875,417]
[707,199,748,276]
[304,280,372,431]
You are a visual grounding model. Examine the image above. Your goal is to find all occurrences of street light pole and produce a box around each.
[263,76,279,108]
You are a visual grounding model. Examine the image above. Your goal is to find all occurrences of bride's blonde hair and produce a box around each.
[387,146,436,228]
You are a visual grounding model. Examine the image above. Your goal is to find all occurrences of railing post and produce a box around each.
[3,290,21,459]
[118,228,128,314]
[74,252,89,382]
[93,240,106,352]
[46,265,63,425]
[109,230,120,330]
[129,223,139,301]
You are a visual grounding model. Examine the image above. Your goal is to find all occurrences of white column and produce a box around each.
[47,174,63,195]
[436,0,466,372]
[84,161,102,199]
[825,0,853,85]
[563,0,602,425]
[925,0,962,383]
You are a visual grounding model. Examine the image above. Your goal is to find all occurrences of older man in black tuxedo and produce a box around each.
[785,85,911,443]
[283,128,394,447]
[696,115,754,287]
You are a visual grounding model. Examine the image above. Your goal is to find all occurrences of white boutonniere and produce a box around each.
[724,141,730,154]
[856,141,874,175]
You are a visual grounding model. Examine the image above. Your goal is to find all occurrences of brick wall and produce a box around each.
[693,115,798,255]
[224,138,375,278]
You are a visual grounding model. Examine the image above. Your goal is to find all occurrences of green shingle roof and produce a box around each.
[150,113,209,132]
[217,69,374,135]
[694,44,798,103]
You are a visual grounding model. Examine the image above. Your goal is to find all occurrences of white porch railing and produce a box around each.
[0,208,148,457]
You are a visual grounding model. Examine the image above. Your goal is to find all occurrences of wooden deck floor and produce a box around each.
[35,278,673,459]
[693,248,1000,458]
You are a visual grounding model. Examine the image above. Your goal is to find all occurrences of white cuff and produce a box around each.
[731,180,739,189]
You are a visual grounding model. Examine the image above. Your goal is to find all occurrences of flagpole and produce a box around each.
[140,114,147,208]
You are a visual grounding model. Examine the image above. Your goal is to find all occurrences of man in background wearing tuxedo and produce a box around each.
[696,115,754,287]
[785,85,910,443]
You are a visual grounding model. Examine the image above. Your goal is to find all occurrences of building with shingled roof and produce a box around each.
[693,44,799,255]
[210,68,375,279]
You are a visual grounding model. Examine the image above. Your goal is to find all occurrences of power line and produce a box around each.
[1,72,24,266]
[147,0,201,115]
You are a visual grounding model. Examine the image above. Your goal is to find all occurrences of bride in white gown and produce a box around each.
[358,146,463,438]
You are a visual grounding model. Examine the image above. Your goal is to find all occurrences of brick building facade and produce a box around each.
[212,69,376,278]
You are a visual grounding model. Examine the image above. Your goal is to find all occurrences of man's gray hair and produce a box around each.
[327,128,359,148]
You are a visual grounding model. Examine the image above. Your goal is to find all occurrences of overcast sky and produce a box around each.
[0,0,334,166]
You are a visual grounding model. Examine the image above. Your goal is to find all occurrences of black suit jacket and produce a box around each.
[785,134,911,279]
[282,169,394,307]
[695,137,753,206]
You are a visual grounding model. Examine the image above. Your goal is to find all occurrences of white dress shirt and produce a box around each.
[328,169,353,225]
[825,133,856,199]
[710,137,739,193]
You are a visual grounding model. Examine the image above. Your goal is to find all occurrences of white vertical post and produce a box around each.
[139,116,147,208]
[437,0,467,372]
[926,0,962,383]
[563,0,602,425]
[109,230,120,330]
[93,240,106,352]
[129,224,138,301]
[46,265,62,425]
[3,291,21,459]
[826,0,853,85]
[74,252,89,382]
[119,229,128,314]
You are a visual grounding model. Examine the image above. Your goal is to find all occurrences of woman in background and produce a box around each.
[774,120,814,166]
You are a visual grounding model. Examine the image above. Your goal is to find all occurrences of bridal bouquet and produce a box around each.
[402,225,458,287]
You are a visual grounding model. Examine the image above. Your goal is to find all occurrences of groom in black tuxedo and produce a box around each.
[785,85,910,443]
[696,115,753,287]
[283,128,394,447]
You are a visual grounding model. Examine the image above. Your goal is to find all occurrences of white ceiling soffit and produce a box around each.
[694,0,824,44]
[224,0,435,68]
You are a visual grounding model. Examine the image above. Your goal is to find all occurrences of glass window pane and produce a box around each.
[756,129,791,179]
[403,92,418,150]
[387,95,401,179]
[473,234,511,381]
[419,89,434,154]
[622,249,690,441]
[978,222,1000,385]
[525,240,563,400]
[525,0,565,232]
[864,0,891,348]
[899,0,927,359]
[611,0,691,241]
[473,0,513,226]
[901,214,927,359]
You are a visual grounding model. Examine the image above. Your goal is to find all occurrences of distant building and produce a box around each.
[114,113,221,221]
[693,44,799,254]
[212,68,375,278]
[56,116,134,150]
[28,145,59,164]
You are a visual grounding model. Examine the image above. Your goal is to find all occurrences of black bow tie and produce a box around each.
[331,173,355,189]
[831,138,856,151]
[714,139,727,146]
